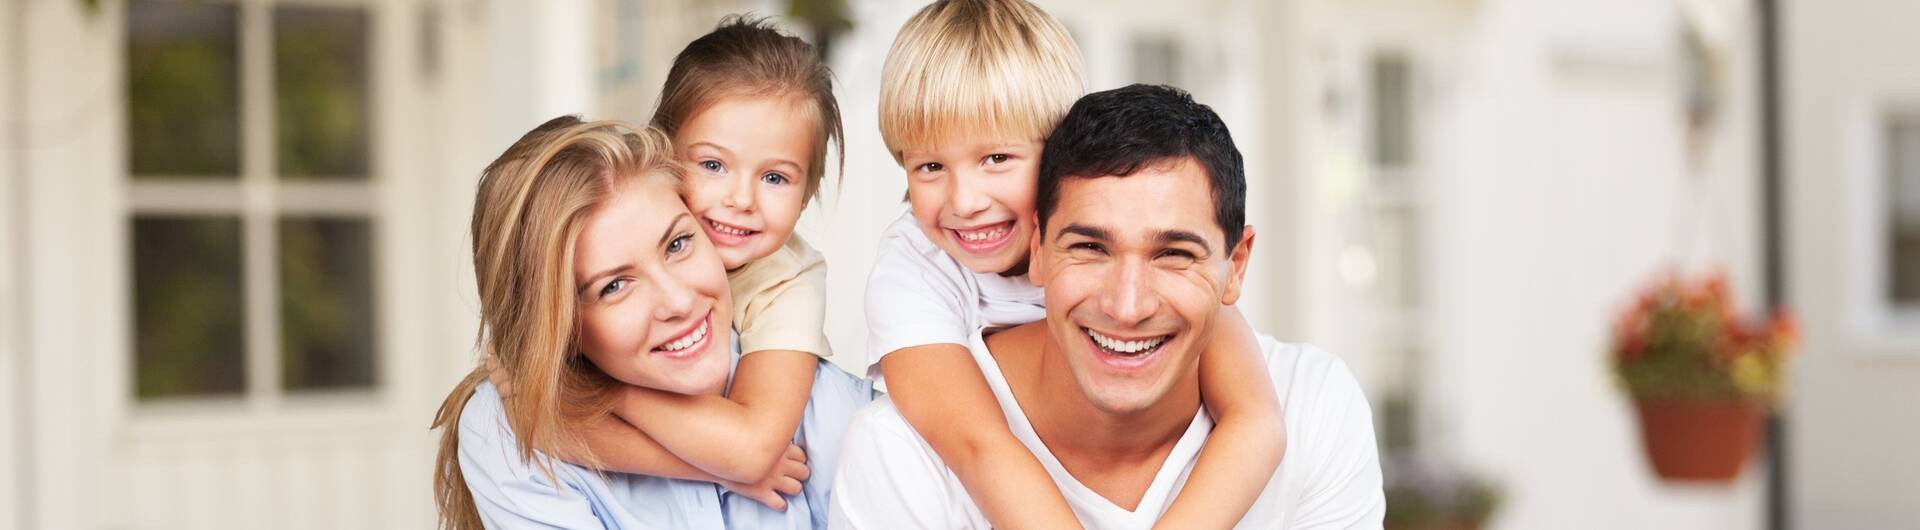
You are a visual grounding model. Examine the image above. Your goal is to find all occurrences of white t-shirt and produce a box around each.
[863,211,1045,382]
[829,331,1385,529]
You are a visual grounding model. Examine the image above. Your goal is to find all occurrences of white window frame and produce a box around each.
[123,0,386,417]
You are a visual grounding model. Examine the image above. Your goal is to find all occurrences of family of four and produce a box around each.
[429,1,1384,528]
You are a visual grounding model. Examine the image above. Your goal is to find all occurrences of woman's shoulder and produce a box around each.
[456,382,514,447]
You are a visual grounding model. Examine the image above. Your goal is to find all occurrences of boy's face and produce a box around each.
[676,94,816,270]
[900,136,1044,275]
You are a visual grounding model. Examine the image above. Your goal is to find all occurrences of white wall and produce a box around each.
[1783,0,1920,527]
[0,0,21,525]
[1409,0,1767,527]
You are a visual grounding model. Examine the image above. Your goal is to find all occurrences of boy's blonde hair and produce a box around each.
[878,0,1086,164]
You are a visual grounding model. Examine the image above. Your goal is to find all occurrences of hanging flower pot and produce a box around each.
[1609,269,1796,483]
[1632,399,1764,481]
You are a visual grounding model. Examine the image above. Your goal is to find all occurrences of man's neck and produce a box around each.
[986,323,1203,510]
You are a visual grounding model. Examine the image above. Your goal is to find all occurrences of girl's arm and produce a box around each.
[567,407,809,510]
[881,344,1085,530]
[1153,306,1287,529]
[606,349,819,484]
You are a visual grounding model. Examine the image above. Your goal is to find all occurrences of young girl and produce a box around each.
[484,15,852,521]
[431,117,870,529]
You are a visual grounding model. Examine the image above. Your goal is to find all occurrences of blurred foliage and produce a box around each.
[1383,453,1502,530]
[133,217,246,398]
[275,7,370,178]
[280,218,376,390]
[127,1,239,177]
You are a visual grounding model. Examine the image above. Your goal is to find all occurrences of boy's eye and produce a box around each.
[985,153,1011,165]
[666,234,693,255]
[761,172,790,185]
[700,160,724,173]
[917,162,944,173]
[599,278,628,299]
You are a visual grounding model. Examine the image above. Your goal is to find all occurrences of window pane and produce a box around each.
[127,1,240,178]
[279,218,375,390]
[1890,113,1920,304]
[133,216,245,398]
[1371,53,1414,169]
[275,7,371,179]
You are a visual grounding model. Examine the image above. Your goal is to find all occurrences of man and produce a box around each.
[830,84,1385,529]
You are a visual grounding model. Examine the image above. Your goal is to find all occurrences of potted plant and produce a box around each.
[1383,454,1502,530]
[1609,269,1797,482]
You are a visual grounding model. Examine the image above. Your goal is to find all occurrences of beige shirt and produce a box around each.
[729,234,831,357]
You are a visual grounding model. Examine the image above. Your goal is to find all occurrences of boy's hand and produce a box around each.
[720,443,811,511]
[483,356,516,399]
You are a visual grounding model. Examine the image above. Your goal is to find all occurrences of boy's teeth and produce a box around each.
[659,320,709,352]
[958,225,1008,242]
[1086,328,1167,354]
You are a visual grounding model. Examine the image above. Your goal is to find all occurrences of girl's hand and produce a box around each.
[720,443,810,511]
[483,356,516,399]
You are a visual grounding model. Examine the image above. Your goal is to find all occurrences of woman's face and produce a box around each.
[675,94,818,270]
[572,175,734,396]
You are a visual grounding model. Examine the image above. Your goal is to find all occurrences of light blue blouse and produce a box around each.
[456,358,876,529]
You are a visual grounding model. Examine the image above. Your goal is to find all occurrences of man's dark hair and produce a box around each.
[1036,84,1246,246]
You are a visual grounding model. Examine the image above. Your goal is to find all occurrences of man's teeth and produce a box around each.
[709,219,755,237]
[658,320,709,352]
[957,224,1009,242]
[1087,328,1167,354]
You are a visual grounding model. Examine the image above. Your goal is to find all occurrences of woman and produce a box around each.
[430,116,871,529]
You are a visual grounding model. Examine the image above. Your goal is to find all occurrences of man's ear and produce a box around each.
[1221,225,1256,305]
[1027,211,1049,287]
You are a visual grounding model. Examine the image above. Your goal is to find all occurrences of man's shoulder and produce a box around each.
[1256,337,1365,403]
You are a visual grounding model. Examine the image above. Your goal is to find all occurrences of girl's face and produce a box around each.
[676,94,818,270]
[572,175,734,396]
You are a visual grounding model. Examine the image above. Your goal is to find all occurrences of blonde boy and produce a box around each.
[855,1,1288,527]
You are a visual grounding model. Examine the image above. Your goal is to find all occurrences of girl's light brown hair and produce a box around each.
[430,115,682,530]
[651,15,844,202]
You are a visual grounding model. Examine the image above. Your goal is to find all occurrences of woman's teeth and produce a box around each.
[656,319,709,352]
[956,224,1009,242]
[708,219,756,237]
[1086,328,1167,355]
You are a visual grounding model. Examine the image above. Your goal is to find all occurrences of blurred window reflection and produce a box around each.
[1891,112,1920,305]
[125,1,377,403]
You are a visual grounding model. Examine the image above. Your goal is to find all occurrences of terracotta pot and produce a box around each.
[1633,399,1765,482]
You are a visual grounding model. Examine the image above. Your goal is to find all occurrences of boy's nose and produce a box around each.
[947,172,991,218]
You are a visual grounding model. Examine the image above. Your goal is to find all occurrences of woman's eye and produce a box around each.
[599,279,628,298]
[985,153,1011,165]
[666,234,693,255]
[761,172,790,185]
[700,160,724,173]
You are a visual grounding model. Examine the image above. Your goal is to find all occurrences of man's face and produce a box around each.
[1030,157,1252,416]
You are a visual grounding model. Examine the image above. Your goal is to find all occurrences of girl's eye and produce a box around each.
[666,234,693,255]
[599,279,628,299]
[761,172,790,185]
[985,153,1011,165]
[700,160,724,173]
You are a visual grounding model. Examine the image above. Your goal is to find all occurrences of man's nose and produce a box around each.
[1100,258,1158,328]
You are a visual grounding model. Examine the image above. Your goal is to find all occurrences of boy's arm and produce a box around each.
[1153,306,1287,529]
[608,349,818,484]
[882,344,1085,530]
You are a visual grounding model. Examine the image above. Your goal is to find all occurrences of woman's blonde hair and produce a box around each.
[651,15,844,203]
[430,116,682,530]
[877,0,1086,164]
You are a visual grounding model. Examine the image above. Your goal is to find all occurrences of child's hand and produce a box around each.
[484,356,516,399]
[720,443,811,511]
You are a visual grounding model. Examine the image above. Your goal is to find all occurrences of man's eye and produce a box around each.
[761,172,790,185]
[599,279,628,298]
[1069,242,1105,254]
[700,160,724,173]
[666,234,693,255]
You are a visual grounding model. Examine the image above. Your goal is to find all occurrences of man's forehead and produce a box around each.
[1048,160,1224,243]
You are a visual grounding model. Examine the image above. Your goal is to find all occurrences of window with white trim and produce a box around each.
[126,0,377,403]
[1889,111,1920,307]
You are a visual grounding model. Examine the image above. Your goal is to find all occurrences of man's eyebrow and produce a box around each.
[1058,223,1110,241]
[1155,229,1214,253]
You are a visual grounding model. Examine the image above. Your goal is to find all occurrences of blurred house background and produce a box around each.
[1,0,1915,528]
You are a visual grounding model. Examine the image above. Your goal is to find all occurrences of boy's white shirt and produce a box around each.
[828,330,1386,529]
[863,211,1045,383]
